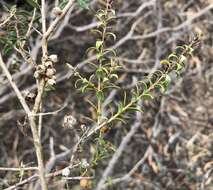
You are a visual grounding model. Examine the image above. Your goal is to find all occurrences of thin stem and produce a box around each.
[0,54,47,190]
[97,9,108,124]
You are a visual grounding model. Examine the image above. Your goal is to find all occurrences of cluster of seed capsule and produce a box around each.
[34,54,58,86]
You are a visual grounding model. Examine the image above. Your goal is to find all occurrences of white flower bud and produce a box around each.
[51,75,57,80]
[63,115,77,128]
[49,54,58,63]
[81,159,90,168]
[34,71,40,79]
[44,61,53,68]
[46,68,55,78]
[52,7,62,17]
[47,78,56,85]
[62,168,70,177]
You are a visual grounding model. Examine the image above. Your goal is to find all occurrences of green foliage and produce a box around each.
[59,0,69,9]
[69,5,118,125]
[66,2,200,182]
[24,0,40,8]
[68,1,200,135]
[91,136,115,167]
[77,0,91,9]
[0,5,38,55]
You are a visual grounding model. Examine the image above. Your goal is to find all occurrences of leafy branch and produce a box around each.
[68,2,201,138]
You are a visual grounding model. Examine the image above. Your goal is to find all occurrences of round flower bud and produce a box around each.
[34,71,40,79]
[51,75,57,80]
[52,7,62,17]
[49,54,58,63]
[63,115,77,128]
[62,168,70,177]
[47,78,56,85]
[44,61,53,68]
[46,68,55,78]
[81,159,90,168]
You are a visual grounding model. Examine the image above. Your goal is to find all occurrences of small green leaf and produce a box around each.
[24,0,40,8]
[114,117,126,124]
[96,91,104,102]
[117,102,124,113]
[81,84,89,93]
[160,59,171,66]
[155,83,166,93]
[128,107,143,113]
[77,0,90,9]
[106,32,116,41]
[110,74,118,80]
[97,53,104,60]
[103,77,109,82]
[168,53,178,62]
[142,92,154,100]
[96,68,104,77]
[176,63,183,71]
[74,79,82,88]
[162,74,171,89]
[96,40,103,49]
[91,29,102,36]
[82,78,88,84]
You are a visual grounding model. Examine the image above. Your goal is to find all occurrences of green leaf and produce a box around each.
[168,53,178,62]
[155,83,166,93]
[24,0,40,8]
[86,47,96,54]
[139,81,148,91]
[117,102,124,113]
[160,59,171,67]
[81,84,89,93]
[77,0,90,9]
[128,107,143,113]
[96,68,105,77]
[102,67,109,74]
[74,79,82,88]
[91,29,102,36]
[162,74,171,89]
[96,40,103,49]
[176,63,183,71]
[96,53,104,60]
[114,117,127,124]
[87,61,98,68]
[96,91,104,102]
[142,92,154,100]
[104,48,116,56]
[106,32,116,41]
[103,77,109,83]
[110,74,118,80]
